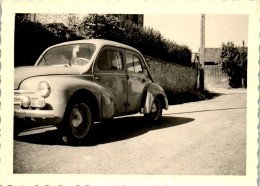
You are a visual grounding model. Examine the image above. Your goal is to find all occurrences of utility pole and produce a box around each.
[199,14,205,91]
[200,14,205,68]
[242,40,245,88]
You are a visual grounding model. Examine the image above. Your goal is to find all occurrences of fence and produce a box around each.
[204,65,229,89]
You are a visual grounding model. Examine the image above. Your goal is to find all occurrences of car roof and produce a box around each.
[49,39,141,54]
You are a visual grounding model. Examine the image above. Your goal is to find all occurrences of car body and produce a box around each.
[14,39,168,144]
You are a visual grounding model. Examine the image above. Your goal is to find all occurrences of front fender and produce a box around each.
[98,86,118,119]
[20,75,118,121]
[19,75,103,123]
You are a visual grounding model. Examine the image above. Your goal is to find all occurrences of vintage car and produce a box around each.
[14,39,168,144]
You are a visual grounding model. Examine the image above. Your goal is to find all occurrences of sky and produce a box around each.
[143,14,248,53]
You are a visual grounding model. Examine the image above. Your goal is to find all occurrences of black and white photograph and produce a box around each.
[0,0,259,186]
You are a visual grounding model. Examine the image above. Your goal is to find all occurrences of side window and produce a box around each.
[133,55,142,73]
[126,53,143,73]
[97,50,123,70]
[97,50,109,70]
[126,54,134,72]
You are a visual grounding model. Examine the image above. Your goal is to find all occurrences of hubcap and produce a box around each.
[151,99,161,121]
[71,110,83,128]
[70,103,91,139]
[151,102,157,113]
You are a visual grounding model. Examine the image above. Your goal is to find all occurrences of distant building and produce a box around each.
[204,48,219,65]
[201,48,229,89]
[194,48,220,67]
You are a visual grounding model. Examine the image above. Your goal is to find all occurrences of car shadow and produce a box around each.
[14,115,194,146]
[166,90,223,105]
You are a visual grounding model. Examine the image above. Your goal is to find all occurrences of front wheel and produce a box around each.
[61,100,93,145]
[144,97,162,122]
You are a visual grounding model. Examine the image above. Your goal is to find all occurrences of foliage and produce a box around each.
[78,14,121,38]
[217,42,247,88]
[44,23,78,40]
[15,14,82,66]
[15,13,192,67]
[75,14,192,66]
[67,13,87,35]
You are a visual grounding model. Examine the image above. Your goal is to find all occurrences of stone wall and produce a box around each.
[144,55,198,95]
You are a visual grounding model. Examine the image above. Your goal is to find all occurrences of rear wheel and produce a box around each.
[61,100,93,145]
[144,97,162,122]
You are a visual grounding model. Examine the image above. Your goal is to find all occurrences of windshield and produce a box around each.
[37,43,96,66]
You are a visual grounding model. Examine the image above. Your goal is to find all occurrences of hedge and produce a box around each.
[77,14,192,66]
[15,14,82,66]
[15,14,192,67]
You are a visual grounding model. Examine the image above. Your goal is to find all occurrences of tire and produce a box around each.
[144,97,162,122]
[14,118,23,137]
[61,100,93,145]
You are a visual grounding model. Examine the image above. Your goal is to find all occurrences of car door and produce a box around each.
[93,46,127,116]
[125,50,150,113]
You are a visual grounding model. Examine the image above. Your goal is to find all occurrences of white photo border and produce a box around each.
[0,0,259,185]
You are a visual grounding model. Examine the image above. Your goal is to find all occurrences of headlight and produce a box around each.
[37,81,51,98]
[21,96,31,108]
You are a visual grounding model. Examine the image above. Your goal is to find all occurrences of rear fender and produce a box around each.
[142,83,169,113]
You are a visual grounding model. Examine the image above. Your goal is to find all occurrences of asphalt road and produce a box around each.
[13,89,246,175]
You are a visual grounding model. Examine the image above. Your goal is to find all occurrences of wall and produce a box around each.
[144,55,198,95]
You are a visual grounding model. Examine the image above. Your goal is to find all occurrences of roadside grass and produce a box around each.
[166,90,222,105]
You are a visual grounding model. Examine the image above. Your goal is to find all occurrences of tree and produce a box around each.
[217,42,247,88]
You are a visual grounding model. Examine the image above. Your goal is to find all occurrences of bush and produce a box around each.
[217,42,247,88]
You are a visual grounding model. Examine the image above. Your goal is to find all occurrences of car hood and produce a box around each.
[14,66,82,89]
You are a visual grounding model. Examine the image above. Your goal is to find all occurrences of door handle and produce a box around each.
[94,76,102,80]
[137,77,146,83]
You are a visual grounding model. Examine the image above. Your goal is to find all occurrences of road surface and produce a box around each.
[13,89,246,175]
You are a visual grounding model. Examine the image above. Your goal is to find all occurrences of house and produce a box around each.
[192,48,219,67]
[203,48,229,89]
[204,48,219,65]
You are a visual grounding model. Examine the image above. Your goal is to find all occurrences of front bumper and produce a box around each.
[14,89,55,119]
[14,109,54,118]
